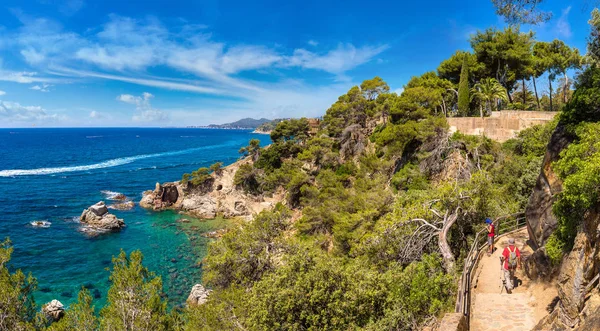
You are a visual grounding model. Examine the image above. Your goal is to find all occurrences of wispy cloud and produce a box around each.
[0,100,63,123]
[308,40,318,46]
[30,83,53,92]
[2,14,388,94]
[0,90,5,96]
[555,6,572,39]
[117,92,168,122]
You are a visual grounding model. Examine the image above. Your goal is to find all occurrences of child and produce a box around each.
[486,218,495,255]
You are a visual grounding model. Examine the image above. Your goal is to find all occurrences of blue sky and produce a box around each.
[0,0,591,127]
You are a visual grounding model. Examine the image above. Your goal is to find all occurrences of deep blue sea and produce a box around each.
[0,128,270,307]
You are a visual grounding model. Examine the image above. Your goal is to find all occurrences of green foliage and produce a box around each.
[588,8,600,65]
[239,139,261,161]
[233,163,262,194]
[552,123,600,253]
[203,205,291,288]
[360,76,390,100]
[458,56,471,116]
[544,233,565,265]
[184,286,249,331]
[471,78,508,115]
[391,163,429,191]
[181,167,212,186]
[0,238,37,331]
[99,250,168,331]
[48,288,98,331]
[246,253,454,331]
[491,0,551,25]
[470,27,534,99]
[209,162,223,176]
[270,118,310,143]
[437,51,485,84]
[561,66,600,126]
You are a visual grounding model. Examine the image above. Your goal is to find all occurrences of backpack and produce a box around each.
[508,246,518,268]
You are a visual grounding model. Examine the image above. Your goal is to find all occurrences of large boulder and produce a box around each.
[80,201,125,231]
[525,124,573,249]
[42,300,64,321]
[186,284,211,306]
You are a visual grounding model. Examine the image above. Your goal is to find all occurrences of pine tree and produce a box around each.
[458,56,470,116]
[99,250,168,331]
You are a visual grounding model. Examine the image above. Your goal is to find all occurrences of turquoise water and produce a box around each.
[0,128,270,307]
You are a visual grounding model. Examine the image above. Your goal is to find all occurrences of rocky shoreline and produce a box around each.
[139,157,283,220]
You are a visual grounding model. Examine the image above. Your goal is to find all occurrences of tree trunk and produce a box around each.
[441,98,447,117]
[522,78,526,110]
[532,76,541,111]
[563,72,569,104]
[549,77,553,112]
[506,86,513,104]
[438,209,459,272]
[479,103,483,118]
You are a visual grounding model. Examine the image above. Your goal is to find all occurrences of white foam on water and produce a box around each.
[0,143,235,177]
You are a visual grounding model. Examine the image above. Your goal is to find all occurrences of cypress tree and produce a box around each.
[458,56,470,116]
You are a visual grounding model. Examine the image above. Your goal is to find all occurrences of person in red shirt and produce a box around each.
[486,218,495,255]
[502,238,521,293]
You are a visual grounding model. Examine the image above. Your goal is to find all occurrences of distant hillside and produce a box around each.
[254,118,288,133]
[208,118,272,129]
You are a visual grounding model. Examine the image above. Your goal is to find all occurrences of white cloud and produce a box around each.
[89,110,111,120]
[117,92,168,122]
[286,43,389,75]
[308,40,318,46]
[0,100,62,123]
[555,6,572,39]
[30,83,52,92]
[0,90,5,96]
[3,14,389,93]
[394,87,404,95]
[0,70,59,84]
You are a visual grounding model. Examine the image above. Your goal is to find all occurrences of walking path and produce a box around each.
[469,229,557,331]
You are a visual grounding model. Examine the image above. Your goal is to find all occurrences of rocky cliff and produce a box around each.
[527,125,600,330]
[140,158,283,220]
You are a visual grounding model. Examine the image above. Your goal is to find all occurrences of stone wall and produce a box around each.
[447,111,558,142]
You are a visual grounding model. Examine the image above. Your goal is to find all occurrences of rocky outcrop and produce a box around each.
[140,158,283,220]
[527,124,600,329]
[186,284,211,306]
[42,300,64,321]
[80,201,125,231]
[525,124,573,250]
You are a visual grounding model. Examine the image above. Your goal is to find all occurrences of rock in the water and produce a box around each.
[108,201,135,211]
[88,201,109,216]
[113,193,128,201]
[30,220,51,228]
[80,201,125,231]
[42,300,64,321]
[186,284,211,306]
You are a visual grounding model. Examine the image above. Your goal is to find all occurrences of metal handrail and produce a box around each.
[454,213,527,328]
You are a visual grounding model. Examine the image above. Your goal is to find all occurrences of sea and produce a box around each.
[0,128,271,307]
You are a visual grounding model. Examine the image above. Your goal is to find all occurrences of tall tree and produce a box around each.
[360,76,390,101]
[0,238,37,330]
[99,250,169,331]
[470,27,535,103]
[491,0,552,25]
[437,51,485,85]
[404,72,454,116]
[549,40,582,103]
[588,8,600,64]
[458,57,471,116]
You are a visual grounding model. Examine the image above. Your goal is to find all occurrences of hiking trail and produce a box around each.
[469,228,557,331]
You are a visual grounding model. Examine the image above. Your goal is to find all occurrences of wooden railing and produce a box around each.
[454,213,527,328]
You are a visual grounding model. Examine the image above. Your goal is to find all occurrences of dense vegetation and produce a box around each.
[5,4,600,331]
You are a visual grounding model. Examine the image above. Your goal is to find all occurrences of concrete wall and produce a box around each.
[447,111,558,142]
